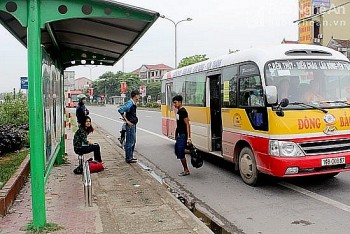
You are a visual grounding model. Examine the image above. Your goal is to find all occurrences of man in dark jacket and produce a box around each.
[118,90,140,163]
[76,94,89,126]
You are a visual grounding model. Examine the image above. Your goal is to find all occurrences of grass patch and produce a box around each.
[0,149,29,188]
[22,222,64,233]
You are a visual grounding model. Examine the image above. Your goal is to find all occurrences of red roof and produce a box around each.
[132,64,173,73]
[331,38,350,48]
[144,64,172,70]
[281,38,299,44]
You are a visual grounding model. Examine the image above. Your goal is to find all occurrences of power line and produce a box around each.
[293,1,350,24]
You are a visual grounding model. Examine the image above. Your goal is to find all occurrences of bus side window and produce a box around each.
[239,75,264,107]
[222,65,238,107]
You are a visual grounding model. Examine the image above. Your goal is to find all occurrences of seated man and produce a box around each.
[303,80,324,103]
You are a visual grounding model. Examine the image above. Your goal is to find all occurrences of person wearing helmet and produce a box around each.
[76,94,89,126]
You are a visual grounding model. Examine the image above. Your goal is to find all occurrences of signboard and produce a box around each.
[120,82,127,94]
[20,76,28,89]
[139,85,146,97]
[299,0,312,19]
[88,88,94,96]
[312,0,330,8]
[299,21,312,44]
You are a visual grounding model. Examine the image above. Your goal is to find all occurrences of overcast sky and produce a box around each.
[0,0,298,93]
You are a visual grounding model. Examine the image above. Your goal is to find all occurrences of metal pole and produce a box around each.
[160,16,192,69]
[105,80,107,104]
[174,24,177,69]
[28,0,46,227]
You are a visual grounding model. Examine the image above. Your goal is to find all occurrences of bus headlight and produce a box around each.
[269,140,305,157]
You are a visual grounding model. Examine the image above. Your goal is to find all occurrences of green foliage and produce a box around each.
[178,54,209,68]
[0,92,28,125]
[146,82,161,102]
[91,71,145,100]
[0,149,28,188]
[23,222,64,233]
[139,102,160,109]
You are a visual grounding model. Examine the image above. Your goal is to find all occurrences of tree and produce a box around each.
[177,54,209,68]
[91,71,145,101]
[146,82,161,102]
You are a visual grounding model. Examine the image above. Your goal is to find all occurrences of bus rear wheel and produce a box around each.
[239,147,260,186]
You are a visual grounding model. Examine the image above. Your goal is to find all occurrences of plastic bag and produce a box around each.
[189,144,203,168]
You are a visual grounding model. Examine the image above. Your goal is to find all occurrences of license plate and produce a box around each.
[321,157,346,166]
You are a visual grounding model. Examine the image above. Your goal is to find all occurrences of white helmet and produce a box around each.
[77,94,87,100]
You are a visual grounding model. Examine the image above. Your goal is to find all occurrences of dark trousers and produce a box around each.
[75,144,102,162]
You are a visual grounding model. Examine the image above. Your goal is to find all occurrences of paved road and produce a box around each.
[87,105,350,234]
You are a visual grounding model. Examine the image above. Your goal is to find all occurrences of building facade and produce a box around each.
[74,77,92,91]
[133,64,172,83]
[63,71,75,92]
[298,0,350,48]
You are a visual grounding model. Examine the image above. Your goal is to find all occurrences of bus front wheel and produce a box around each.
[239,147,260,186]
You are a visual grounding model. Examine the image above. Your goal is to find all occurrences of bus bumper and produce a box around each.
[258,152,350,177]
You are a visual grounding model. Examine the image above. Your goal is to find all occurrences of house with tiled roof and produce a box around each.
[133,64,173,83]
[281,38,299,44]
[327,38,350,60]
[75,77,92,91]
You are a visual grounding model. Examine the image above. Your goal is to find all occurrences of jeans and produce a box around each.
[125,124,136,162]
[175,134,186,159]
[75,143,102,162]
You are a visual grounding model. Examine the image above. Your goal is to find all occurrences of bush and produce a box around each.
[0,124,25,156]
[0,92,28,125]
[143,102,161,108]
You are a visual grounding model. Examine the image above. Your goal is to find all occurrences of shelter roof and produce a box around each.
[0,0,159,69]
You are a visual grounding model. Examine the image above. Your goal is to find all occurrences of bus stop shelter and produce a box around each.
[0,0,159,228]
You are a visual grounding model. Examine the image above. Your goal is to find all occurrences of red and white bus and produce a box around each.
[161,44,350,186]
[65,90,82,108]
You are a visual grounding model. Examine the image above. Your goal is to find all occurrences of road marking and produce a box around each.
[279,182,350,213]
[90,113,173,142]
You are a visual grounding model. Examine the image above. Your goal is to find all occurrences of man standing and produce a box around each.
[76,94,89,126]
[173,95,191,176]
[118,90,140,163]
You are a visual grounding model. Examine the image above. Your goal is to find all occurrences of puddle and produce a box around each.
[192,208,231,234]
[170,189,233,234]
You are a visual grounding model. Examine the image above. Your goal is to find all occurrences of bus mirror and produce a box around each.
[265,86,277,105]
[280,98,289,108]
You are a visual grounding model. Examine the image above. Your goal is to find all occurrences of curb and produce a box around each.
[0,155,30,217]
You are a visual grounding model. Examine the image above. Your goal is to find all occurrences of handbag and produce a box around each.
[88,159,104,173]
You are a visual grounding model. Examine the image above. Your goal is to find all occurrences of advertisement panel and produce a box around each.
[299,21,313,44]
[42,50,63,164]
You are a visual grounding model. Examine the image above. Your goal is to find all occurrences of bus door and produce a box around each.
[165,82,176,138]
[208,74,222,152]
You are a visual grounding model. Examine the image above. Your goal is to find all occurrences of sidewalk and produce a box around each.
[0,125,212,233]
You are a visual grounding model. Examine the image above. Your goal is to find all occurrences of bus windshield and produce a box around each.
[265,59,350,107]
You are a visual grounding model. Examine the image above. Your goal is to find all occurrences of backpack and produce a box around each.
[189,144,203,168]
